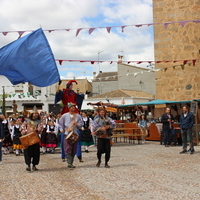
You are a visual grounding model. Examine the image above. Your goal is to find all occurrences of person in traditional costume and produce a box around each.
[2,115,13,154]
[59,103,83,168]
[46,120,58,154]
[20,111,41,171]
[12,118,24,156]
[0,113,5,165]
[91,108,116,168]
[39,119,48,154]
[54,80,84,115]
[80,111,94,153]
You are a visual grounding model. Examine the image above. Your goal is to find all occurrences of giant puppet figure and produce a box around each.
[54,80,84,115]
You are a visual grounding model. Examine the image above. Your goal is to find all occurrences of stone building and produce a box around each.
[92,72,118,95]
[92,61,155,95]
[153,0,200,101]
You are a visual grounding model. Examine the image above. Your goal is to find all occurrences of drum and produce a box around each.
[66,131,79,144]
[19,132,40,148]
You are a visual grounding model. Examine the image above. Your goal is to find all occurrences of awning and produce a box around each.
[118,99,200,108]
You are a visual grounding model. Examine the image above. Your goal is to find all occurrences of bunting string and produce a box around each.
[0,19,199,38]
[55,58,200,67]
[92,61,200,81]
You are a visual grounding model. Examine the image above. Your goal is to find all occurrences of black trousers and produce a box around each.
[24,143,40,166]
[97,138,111,164]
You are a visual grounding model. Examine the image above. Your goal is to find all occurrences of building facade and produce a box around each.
[92,62,155,95]
[153,0,200,100]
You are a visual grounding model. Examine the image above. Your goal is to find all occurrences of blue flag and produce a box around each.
[0,28,60,87]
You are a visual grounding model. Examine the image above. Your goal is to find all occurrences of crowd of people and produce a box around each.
[0,104,117,170]
[0,79,195,171]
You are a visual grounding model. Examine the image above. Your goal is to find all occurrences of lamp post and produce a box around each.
[97,51,103,94]
[98,51,103,73]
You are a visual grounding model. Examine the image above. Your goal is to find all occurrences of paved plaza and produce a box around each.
[1,141,200,200]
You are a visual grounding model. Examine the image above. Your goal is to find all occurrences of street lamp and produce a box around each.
[98,51,103,73]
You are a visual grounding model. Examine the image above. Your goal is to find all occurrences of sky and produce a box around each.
[0,0,154,85]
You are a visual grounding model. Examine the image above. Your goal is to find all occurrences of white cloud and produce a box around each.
[0,0,154,83]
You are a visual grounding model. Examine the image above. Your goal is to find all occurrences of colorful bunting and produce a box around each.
[55,58,199,66]
[0,19,199,37]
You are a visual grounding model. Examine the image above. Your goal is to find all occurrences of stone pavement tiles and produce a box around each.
[1,142,200,200]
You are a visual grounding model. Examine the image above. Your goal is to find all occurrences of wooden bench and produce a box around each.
[112,127,146,144]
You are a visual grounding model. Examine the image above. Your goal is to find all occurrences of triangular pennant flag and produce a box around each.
[179,21,188,27]
[2,32,8,36]
[88,28,95,35]
[192,60,197,66]
[76,28,83,37]
[91,61,95,64]
[48,30,55,33]
[110,61,113,64]
[121,26,126,32]
[135,25,142,28]
[164,22,170,29]
[137,62,142,64]
[106,27,111,33]
[18,31,25,38]
[193,20,200,23]
[58,60,63,65]
[183,60,188,65]
[65,29,70,31]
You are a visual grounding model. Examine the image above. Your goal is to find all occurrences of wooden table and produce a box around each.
[112,127,146,144]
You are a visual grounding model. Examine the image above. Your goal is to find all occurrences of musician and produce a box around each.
[91,108,116,168]
[21,111,41,171]
[59,102,83,168]
[54,80,84,115]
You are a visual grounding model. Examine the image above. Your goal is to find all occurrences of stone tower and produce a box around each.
[153,0,200,100]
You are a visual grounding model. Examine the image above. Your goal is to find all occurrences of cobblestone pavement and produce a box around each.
[1,141,200,200]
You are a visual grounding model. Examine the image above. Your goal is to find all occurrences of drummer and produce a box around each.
[59,103,83,169]
[20,111,42,171]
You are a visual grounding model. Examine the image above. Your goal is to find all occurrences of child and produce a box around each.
[138,114,148,143]
[12,119,24,156]
[39,119,47,154]
[46,121,57,154]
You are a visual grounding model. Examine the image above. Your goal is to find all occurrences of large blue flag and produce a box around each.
[0,28,60,87]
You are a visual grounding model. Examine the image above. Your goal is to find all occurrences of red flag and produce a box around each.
[2,32,8,36]
[76,28,83,37]
[58,60,63,65]
[192,60,197,66]
[135,25,142,28]
[121,26,126,32]
[89,28,95,35]
[106,27,111,33]
[18,31,25,38]
[183,60,188,65]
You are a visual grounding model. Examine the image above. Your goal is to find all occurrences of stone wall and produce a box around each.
[153,0,200,100]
